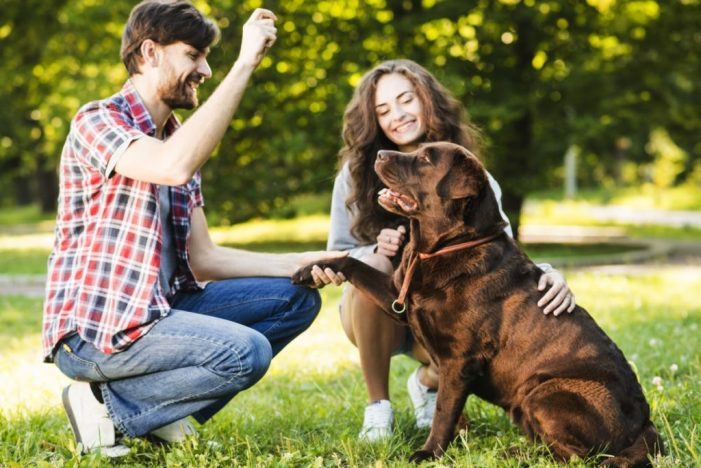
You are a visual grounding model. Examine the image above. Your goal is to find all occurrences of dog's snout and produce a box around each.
[377,149,404,162]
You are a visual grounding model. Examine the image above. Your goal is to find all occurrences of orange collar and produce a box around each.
[391,232,503,314]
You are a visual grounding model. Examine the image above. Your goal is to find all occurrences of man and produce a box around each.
[42,0,341,456]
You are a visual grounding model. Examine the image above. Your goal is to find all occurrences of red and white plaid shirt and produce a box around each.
[42,80,203,361]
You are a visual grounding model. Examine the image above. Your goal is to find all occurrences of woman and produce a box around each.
[319,59,575,441]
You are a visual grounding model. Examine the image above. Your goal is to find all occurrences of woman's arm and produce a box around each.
[487,172,575,316]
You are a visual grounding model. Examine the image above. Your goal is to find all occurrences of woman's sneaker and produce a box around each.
[358,399,393,442]
[407,367,437,429]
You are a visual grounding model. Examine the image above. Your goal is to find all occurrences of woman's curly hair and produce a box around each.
[339,59,483,243]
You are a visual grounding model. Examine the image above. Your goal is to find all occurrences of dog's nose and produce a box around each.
[377,150,402,161]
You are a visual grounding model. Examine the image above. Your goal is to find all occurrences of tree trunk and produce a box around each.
[501,191,524,242]
[36,155,58,213]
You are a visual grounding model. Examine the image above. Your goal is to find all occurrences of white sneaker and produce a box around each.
[62,382,130,457]
[407,367,437,429]
[358,399,393,442]
[149,418,197,443]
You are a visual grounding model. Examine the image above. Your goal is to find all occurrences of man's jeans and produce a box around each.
[54,278,320,437]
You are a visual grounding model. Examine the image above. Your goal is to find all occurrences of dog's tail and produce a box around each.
[601,420,664,468]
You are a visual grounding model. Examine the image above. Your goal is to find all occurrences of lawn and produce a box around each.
[1,190,699,466]
[1,266,700,466]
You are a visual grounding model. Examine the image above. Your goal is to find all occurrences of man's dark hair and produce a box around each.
[121,0,220,75]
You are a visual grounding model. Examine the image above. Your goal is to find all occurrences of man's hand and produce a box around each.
[293,250,348,288]
[376,225,406,258]
[537,269,576,316]
[238,8,277,68]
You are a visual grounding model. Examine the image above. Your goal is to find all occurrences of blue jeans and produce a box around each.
[54,278,320,437]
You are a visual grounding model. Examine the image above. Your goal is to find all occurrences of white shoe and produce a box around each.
[149,418,197,443]
[407,367,437,429]
[62,382,130,457]
[358,400,393,442]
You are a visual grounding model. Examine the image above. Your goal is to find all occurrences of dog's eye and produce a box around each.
[419,151,432,164]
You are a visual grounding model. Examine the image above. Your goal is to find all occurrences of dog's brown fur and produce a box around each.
[293,142,663,466]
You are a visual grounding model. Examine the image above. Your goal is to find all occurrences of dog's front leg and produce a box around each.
[292,257,401,319]
[409,361,473,463]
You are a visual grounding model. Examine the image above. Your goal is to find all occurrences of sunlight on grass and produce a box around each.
[530,184,701,211]
[209,214,330,245]
[1,267,699,465]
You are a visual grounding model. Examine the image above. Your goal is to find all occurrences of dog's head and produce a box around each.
[374,141,488,217]
[375,142,506,244]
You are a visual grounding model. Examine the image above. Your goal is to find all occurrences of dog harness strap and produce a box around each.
[393,232,503,315]
[394,253,420,314]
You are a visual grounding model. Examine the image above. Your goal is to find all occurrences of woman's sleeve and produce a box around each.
[486,171,514,238]
[327,163,377,258]
[487,172,553,273]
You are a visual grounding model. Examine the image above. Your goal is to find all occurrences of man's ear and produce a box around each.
[436,147,487,199]
[140,39,160,68]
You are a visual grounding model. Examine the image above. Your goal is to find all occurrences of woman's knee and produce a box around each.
[358,253,394,274]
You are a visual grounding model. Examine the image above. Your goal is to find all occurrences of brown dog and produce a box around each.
[293,142,663,465]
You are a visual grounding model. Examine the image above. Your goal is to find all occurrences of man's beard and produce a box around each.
[160,72,204,110]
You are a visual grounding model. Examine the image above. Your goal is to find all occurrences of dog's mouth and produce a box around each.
[378,187,418,213]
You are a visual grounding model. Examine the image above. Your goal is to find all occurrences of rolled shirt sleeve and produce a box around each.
[72,104,144,178]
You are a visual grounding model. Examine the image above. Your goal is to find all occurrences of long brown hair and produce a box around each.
[340,59,483,243]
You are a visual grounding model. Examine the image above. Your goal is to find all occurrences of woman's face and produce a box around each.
[374,72,426,152]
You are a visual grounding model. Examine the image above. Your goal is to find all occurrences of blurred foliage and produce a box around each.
[1,0,700,233]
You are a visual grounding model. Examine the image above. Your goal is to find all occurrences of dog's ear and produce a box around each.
[436,146,487,199]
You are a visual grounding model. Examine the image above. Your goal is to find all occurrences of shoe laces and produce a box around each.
[363,401,393,429]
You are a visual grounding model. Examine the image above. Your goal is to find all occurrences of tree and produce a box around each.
[1,0,699,236]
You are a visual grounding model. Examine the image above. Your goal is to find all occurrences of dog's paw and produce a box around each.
[408,450,434,464]
[291,264,317,286]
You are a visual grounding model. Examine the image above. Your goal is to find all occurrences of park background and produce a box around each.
[1,0,699,466]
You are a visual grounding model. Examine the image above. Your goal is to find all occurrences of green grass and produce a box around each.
[522,242,644,258]
[0,240,653,276]
[0,248,50,275]
[529,183,701,211]
[0,210,661,276]
[1,268,700,466]
[0,204,54,229]
[522,199,701,241]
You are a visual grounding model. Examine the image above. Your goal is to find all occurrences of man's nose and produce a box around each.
[198,59,212,79]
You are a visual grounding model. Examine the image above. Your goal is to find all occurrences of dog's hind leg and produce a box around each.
[518,380,618,463]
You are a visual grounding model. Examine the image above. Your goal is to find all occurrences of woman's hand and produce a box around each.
[376,225,406,258]
[537,269,576,316]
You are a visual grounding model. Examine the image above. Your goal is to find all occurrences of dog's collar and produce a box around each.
[391,231,504,315]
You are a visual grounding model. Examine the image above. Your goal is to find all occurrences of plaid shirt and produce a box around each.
[42,80,203,361]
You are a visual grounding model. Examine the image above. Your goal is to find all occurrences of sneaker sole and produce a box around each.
[62,386,85,451]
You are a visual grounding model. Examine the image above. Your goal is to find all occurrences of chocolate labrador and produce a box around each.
[293,142,663,466]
